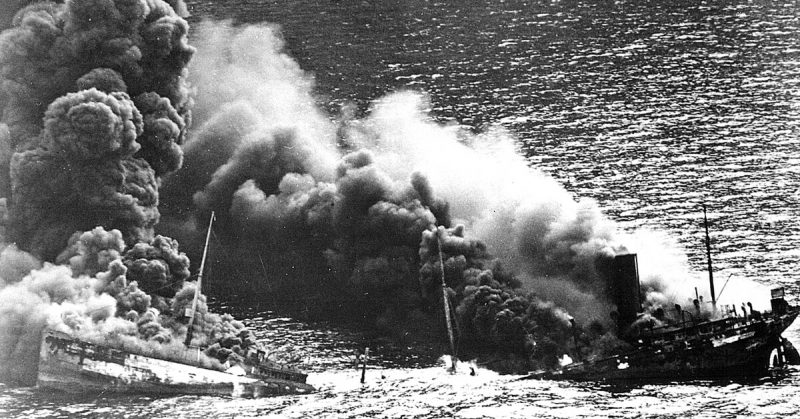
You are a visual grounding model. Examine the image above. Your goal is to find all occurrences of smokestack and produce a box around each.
[610,253,642,329]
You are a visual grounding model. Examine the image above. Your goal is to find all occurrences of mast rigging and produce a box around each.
[184,211,216,347]
[436,228,458,372]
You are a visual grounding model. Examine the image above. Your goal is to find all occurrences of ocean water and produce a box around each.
[3,312,800,418]
[2,0,800,417]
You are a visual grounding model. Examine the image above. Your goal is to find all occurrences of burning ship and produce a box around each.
[37,329,313,397]
[36,214,314,397]
[529,252,799,381]
[529,208,799,381]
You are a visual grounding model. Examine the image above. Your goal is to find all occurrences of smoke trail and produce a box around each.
[157,23,461,329]
[0,1,745,383]
[156,20,744,372]
[156,23,597,364]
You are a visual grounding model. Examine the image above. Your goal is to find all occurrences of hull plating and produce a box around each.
[531,310,799,382]
[37,331,314,397]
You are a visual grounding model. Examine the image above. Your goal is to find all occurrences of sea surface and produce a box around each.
[2,0,800,417]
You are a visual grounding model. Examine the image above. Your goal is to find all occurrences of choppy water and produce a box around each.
[3,311,800,418]
[3,0,800,417]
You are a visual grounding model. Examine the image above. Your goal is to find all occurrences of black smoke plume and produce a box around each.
[0,0,195,256]
[0,3,755,384]
[0,1,261,386]
[156,22,714,372]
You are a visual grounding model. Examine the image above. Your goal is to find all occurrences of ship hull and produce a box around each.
[37,331,314,397]
[554,330,778,381]
[530,311,799,382]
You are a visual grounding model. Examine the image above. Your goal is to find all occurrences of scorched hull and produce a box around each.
[37,331,314,398]
[531,310,799,382]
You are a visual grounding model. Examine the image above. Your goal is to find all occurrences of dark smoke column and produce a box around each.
[0,0,194,259]
[419,225,584,371]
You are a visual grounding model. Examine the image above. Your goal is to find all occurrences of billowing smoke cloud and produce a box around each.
[0,1,266,386]
[122,234,191,298]
[0,1,739,384]
[0,227,252,385]
[156,19,735,372]
[152,21,632,372]
[160,20,339,218]
[9,88,160,260]
[0,0,194,221]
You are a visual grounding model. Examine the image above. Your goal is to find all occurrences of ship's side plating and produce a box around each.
[559,308,798,380]
[37,331,314,397]
[547,253,800,381]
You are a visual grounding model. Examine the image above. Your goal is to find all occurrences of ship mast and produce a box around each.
[702,204,716,310]
[184,211,216,347]
[435,228,458,372]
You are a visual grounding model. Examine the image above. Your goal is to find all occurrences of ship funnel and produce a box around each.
[610,253,642,328]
